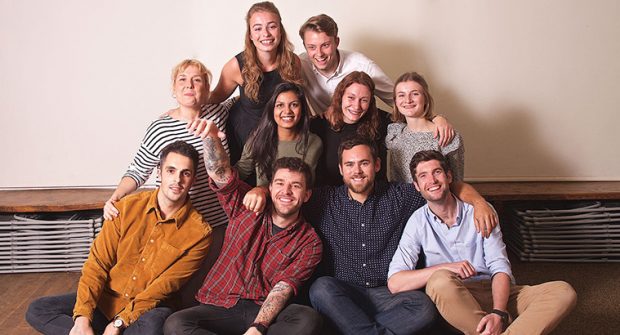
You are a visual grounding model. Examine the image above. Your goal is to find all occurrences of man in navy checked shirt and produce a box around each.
[304,136,498,335]
[164,120,323,335]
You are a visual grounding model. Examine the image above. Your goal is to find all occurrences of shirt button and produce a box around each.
[362,243,366,247]
[363,263,367,267]
[141,258,146,262]
[124,293,129,297]
[366,282,370,286]
[361,224,365,227]
[132,276,137,280]
[150,239,154,243]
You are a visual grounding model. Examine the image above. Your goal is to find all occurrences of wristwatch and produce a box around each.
[491,309,509,328]
[249,322,268,334]
[113,317,126,329]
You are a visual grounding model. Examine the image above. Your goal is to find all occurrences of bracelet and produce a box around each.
[491,309,509,326]
[249,322,268,334]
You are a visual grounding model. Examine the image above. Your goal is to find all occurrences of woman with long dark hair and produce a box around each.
[236,82,322,186]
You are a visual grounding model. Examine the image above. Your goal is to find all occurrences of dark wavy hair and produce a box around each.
[325,71,381,140]
[159,140,200,172]
[409,150,452,182]
[246,82,312,181]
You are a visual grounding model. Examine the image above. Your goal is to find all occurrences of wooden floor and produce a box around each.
[0,271,80,335]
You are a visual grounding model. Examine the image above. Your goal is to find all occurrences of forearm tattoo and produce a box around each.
[254,282,293,325]
[203,137,231,184]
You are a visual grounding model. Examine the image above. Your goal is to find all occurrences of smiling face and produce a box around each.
[303,30,339,76]
[157,152,196,207]
[173,65,207,108]
[269,168,311,220]
[395,80,427,119]
[273,90,302,131]
[341,83,371,124]
[249,10,281,53]
[413,159,453,203]
[339,144,380,200]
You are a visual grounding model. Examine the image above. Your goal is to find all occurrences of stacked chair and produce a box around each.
[0,211,102,273]
[502,201,620,262]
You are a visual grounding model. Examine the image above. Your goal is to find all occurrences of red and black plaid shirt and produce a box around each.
[195,171,322,307]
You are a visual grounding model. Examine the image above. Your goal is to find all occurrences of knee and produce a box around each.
[282,305,323,335]
[425,269,459,298]
[548,281,577,312]
[163,311,188,335]
[25,296,50,327]
[309,276,340,306]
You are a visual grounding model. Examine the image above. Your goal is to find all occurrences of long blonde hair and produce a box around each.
[242,1,302,102]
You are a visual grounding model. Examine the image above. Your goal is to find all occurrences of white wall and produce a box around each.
[1,0,618,188]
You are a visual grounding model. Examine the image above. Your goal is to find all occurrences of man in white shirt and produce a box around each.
[298,14,394,115]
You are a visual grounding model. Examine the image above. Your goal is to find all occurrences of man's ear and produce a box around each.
[374,157,381,173]
[413,180,421,192]
[338,163,344,176]
[447,170,453,184]
[303,189,312,203]
[335,36,340,48]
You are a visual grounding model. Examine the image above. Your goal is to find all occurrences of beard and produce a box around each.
[344,174,374,196]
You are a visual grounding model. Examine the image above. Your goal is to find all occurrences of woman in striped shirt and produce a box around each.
[103,59,233,228]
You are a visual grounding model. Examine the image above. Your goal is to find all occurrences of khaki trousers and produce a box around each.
[425,269,577,335]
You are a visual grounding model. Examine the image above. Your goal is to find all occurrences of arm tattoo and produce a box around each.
[203,137,231,185]
[253,282,293,326]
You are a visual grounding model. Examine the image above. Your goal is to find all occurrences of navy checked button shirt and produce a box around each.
[304,181,425,287]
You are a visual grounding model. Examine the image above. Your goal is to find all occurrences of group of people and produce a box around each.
[26,2,577,335]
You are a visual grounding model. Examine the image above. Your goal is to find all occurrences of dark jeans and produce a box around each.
[309,276,438,335]
[25,292,172,335]
[163,299,322,335]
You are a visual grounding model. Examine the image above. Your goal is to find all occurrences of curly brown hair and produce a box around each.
[325,71,381,140]
[242,2,302,102]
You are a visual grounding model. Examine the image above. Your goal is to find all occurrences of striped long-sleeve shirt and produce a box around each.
[124,99,233,227]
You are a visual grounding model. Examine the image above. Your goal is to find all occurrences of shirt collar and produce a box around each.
[265,207,305,235]
[425,194,464,228]
[145,189,193,229]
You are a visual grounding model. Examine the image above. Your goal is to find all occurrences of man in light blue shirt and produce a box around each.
[388,150,576,335]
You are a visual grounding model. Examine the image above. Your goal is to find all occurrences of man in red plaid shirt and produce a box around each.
[164,120,323,335]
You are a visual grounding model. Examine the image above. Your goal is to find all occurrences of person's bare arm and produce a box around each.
[187,119,232,187]
[388,260,477,293]
[103,177,138,220]
[451,181,498,238]
[476,273,511,335]
[208,57,242,104]
[244,281,294,335]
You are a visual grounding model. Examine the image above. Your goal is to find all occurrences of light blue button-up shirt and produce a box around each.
[388,196,514,283]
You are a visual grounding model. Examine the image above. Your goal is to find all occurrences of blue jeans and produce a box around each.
[309,276,438,335]
[25,292,172,335]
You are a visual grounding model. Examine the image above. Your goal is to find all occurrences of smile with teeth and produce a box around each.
[426,184,441,192]
[280,114,295,121]
[346,109,363,117]
[260,39,275,46]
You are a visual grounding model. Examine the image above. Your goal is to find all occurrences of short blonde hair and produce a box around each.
[171,59,212,93]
